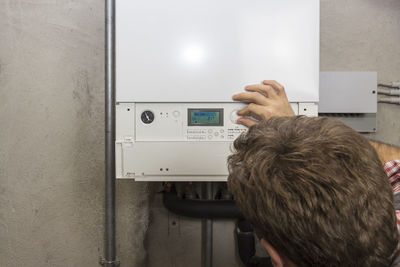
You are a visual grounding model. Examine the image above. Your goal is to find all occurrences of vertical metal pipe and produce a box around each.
[202,182,213,267]
[104,0,118,266]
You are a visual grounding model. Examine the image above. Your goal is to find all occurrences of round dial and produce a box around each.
[230,109,240,124]
[141,110,155,124]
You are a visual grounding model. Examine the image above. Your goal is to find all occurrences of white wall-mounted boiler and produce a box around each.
[116,0,320,181]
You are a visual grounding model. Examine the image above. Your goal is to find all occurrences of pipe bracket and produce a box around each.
[99,258,120,267]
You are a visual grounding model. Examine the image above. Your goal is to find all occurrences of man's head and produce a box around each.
[227,116,398,267]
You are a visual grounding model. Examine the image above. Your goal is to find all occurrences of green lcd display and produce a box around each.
[188,109,224,126]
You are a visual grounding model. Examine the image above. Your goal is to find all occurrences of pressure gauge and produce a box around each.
[141,110,155,124]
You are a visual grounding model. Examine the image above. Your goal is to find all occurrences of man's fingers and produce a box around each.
[232,92,269,105]
[237,103,272,121]
[237,103,264,117]
[236,117,258,127]
[263,80,286,96]
[232,80,292,119]
[237,106,251,116]
[245,84,278,99]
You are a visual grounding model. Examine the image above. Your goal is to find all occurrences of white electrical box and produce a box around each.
[116,0,320,181]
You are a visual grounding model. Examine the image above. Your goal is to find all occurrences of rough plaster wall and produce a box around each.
[0,1,148,267]
[320,0,400,146]
[146,0,400,266]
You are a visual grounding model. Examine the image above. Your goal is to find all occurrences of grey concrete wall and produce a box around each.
[0,1,148,266]
[1,0,399,267]
[320,0,400,144]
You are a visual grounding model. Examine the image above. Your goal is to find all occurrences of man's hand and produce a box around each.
[232,80,295,127]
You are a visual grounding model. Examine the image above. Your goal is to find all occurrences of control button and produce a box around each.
[214,132,219,137]
[221,135,224,139]
[188,135,203,140]
[187,129,194,134]
[201,130,207,134]
[230,110,240,124]
[173,110,180,118]
[208,135,213,140]
[208,129,213,134]
[220,129,224,133]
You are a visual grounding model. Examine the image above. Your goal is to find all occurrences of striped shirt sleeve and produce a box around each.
[384,160,400,263]
[385,160,400,244]
[385,160,400,195]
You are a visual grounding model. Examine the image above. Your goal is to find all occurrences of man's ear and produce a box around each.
[260,238,284,267]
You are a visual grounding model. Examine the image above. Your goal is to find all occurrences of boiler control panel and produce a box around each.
[134,103,251,142]
[115,102,318,181]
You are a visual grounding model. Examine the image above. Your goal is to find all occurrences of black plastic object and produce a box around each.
[162,191,243,219]
[236,226,256,264]
[236,220,274,267]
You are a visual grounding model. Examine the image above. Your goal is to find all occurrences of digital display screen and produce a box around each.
[188,109,224,126]
[192,112,219,124]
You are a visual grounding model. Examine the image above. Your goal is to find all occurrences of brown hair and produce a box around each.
[227,116,397,267]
